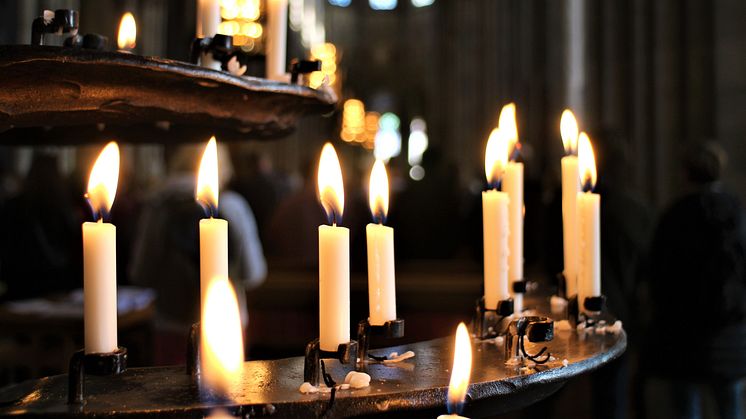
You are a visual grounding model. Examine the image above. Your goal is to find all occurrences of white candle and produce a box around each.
[196,0,221,38]
[366,160,396,325]
[498,103,524,314]
[576,133,601,313]
[266,0,288,80]
[196,137,229,309]
[83,142,120,354]
[317,143,350,351]
[482,128,510,310]
[560,110,580,297]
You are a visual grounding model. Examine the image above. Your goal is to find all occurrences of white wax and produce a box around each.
[199,218,229,309]
[196,0,221,38]
[503,162,524,312]
[266,0,288,81]
[366,223,396,326]
[83,221,118,354]
[319,224,350,351]
[482,189,510,310]
[437,415,469,419]
[577,191,601,313]
[561,156,580,297]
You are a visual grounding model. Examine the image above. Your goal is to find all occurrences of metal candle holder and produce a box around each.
[67,347,128,404]
[186,322,201,377]
[289,59,322,84]
[31,9,78,45]
[303,339,357,387]
[581,295,608,323]
[474,296,514,339]
[355,318,405,363]
[504,316,554,365]
[190,34,236,69]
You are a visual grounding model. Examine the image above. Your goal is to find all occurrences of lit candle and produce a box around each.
[83,142,120,354]
[196,0,221,38]
[560,110,580,298]
[499,103,524,313]
[317,143,350,351]
[201,276,244,396]
[196,137,228,310]
[117,12,136,53]
[437,322,472,419]
[366,160,397,326]
[482,128,510,310]
[576,133,601,314]
[266,0,288,80]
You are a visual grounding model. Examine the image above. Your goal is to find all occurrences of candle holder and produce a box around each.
[504,316,554,365]
[67,346,128,404]
[190,34,235,70]
[303,339,358,387]
[580,295,608,324]
[63,33,108,50]
[473,297,514,339]
[31,9,79,46]
[355,318,405,363]
[186,322,201,377]
[289,59,322,84]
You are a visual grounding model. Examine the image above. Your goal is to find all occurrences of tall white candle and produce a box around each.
[560,110,580,297]
[196,137,229,309]
[83,142,120,354]
[498,103,524,313]
[576,133,601,313]
[317,143,350,351]
[266,0,288,80]
[196,0,221,38]
[482,128,510,310]
[366,160,397,325]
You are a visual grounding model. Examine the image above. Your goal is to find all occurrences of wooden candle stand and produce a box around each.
[67,347,128,404]
[474,296,514,339]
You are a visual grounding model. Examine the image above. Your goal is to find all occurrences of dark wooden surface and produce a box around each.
[0,46,336,145]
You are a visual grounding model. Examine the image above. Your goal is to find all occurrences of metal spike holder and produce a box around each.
[67,347,128,404]
[356,318,405,364]
[504,316,554,365]
[304,339,358,387]
[190,34,236,70]
[474,297,514,339]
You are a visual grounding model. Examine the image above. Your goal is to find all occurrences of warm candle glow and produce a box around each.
[577,132,597,192]
[86,142,120,221]
[196,137,219,216]
[446,322,473,414]
[117,12,137,50]
[317,143,345,224]
[368,159,389,223]
[560,109,579,155]
[484,128,509,188]
[201,276,244,396]
[498,103,518,157]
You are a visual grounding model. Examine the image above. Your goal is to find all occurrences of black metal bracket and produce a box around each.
[63,33,108,50]
[505,316,554,365]
[356,318,405,363]
[190,35,236,69]
[32,9,79,46]
[512,279,527,294]
[303,339,357,387]
[187,322,201,378]
[290,59,322,84]
[474,297,514,339]
[67,347,128,404]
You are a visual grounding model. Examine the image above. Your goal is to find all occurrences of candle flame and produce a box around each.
[498,103,519,159]
[196,137,219,216]
[577,132,597,192]
[317,143,345,224]
[117,12,136,50]
[86,142,120,221]
[369,159,389,223]
[484,128,509,188]
[446,322,472,415]
[560,109,579,155]
[201,276,244,397]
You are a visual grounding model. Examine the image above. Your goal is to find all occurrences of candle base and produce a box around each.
[303,338,358,387]
[356,318,405,365]
[67,346,128,404]
[186,322,201,378]
[473,297,514,339]
[579,295,610,325]
[190,35,235,71]
[504,316,554,365]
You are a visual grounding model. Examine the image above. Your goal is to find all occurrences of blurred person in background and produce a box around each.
[646,141,746,419]
[130,144,266,364]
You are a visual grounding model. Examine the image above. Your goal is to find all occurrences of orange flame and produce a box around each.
[317,143,345,224]
[369,159,389,223]
[484,128,509,188]
[498,103,518,158]
[446,322,472,414]
[86,142,120,221]
[577,132,597,191]
[196,137,219,216]
[560,109,579,155]
[117,13,136,50]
